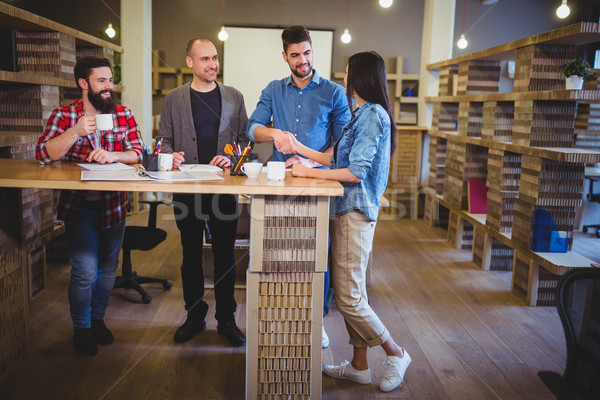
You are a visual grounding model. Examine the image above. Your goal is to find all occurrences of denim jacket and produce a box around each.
[331,102,391,221]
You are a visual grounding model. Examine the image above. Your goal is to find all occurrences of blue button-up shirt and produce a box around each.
[331,102,391,221]
[247,70,351,162]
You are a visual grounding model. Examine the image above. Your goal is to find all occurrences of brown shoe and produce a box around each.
[91,319,114,345]
[217,319,246,347]
[73,328,98,356]
[174,316,206,343]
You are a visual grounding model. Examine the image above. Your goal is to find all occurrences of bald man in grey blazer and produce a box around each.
[159,38,247,347]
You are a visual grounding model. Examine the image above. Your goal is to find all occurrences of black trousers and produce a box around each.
[173,193,238,322]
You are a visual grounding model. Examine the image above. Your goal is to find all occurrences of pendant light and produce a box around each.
[556,0,570,19]
[105,23,116,39]
[218,0,228,41]
[341,0,352,44]
[104,0,116,39]
[457,0,468,49]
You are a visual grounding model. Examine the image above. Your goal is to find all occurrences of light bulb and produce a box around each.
[379,0,393,8]
[457,34,468,49]
[341,29,352,44]
[218,26,229,41]
[105,23,116,39]
[556,1,570,18]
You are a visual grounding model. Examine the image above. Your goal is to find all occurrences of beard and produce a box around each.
[87,86,116,114]
[290,62,312,79]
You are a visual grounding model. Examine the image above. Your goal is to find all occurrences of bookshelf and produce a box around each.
[0,3,122,382]
[424,22,600,307]
[334,56,419,125]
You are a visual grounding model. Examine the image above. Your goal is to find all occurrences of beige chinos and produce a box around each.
[331,210,391,348]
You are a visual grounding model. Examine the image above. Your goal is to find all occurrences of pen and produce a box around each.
[153,139,162,155]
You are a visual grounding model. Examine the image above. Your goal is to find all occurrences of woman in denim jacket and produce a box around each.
[289,51,411,393]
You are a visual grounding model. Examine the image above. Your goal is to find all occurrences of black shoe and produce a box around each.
[217,319,246,347]
[174,316,206,343]
[91,319,114,345]
[73,328,98,356]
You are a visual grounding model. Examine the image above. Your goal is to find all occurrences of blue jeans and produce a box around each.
[66,201,126,329]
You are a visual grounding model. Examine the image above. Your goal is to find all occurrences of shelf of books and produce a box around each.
[424,22,600,307]
[246,195,329,399]
[0,3,122,382]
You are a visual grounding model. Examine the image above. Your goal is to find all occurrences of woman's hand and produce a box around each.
[285,132,304,154]
[286,155,324,169]
[291,164,312,178]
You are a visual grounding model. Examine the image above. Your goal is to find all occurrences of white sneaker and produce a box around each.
[322,326,329,348]
[323,360,371,384]
[380,350,412,392]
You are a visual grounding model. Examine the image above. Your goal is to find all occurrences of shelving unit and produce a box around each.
[334,56,419,125]
[425,22,600,307]
[381,125,427,219]
[0,3,122,382]
[152,49,193,95]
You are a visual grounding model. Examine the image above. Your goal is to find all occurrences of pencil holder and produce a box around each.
[143,153,159,171]
[230,155,248,176]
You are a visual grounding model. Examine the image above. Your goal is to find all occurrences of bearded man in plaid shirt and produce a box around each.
[36,56,144,356]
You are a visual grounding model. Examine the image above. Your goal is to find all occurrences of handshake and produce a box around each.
[273,129,300,155]
[273,130,321,168]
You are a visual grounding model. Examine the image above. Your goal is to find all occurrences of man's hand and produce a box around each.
[86,148,118,164]
[273,130,296,154]
[173,151,185,169]
[75,115,98,137]
[209,155,231,168]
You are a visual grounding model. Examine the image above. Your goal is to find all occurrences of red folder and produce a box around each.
[468,179,488,213]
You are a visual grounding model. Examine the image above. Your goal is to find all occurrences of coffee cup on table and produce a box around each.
[158,153,173,171]
[267,161,286,181]
[241,162,262,178]
[95,114,113,131]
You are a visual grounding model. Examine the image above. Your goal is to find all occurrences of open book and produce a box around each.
[81,170,223,181]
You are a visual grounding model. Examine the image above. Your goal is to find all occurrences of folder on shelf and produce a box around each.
[468,179,488,213]
[531,208,556,252]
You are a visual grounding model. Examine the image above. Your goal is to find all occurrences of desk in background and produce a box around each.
[577,167,600,233]
[0,159,343,399]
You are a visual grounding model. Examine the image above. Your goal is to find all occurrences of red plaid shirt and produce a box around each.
[36,99,144,229]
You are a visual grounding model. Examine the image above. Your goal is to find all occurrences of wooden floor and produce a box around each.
[0,207,579,399]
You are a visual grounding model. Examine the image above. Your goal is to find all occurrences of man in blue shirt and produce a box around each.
[247,25,350,167]
[246,26,351,348]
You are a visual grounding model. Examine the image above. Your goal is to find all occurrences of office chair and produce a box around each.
[113,200,172,304]
[537,267,600,400]
[582,177,600,238]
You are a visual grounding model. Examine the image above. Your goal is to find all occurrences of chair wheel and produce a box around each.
[583,226,588,233]
[142,295,152,304]
[596,231,600,238]
[163,282,172,290]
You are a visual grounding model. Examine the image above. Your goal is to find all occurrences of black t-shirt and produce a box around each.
[190,85,221,164]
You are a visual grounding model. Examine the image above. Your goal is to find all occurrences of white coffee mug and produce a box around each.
[158,153,173,171]
[267,161,286,181]
[95,114,113,131]
[241,162,262,178]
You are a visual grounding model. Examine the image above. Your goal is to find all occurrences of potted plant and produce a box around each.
[559,58,593,90]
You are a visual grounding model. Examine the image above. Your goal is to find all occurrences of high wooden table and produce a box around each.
[0,159,343,400]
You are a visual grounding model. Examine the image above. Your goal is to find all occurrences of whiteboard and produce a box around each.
[222,26,333,118]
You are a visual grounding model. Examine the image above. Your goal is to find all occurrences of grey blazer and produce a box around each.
[158,82,248,163]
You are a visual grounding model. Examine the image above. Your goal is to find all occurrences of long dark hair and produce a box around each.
[346,51,396,155]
